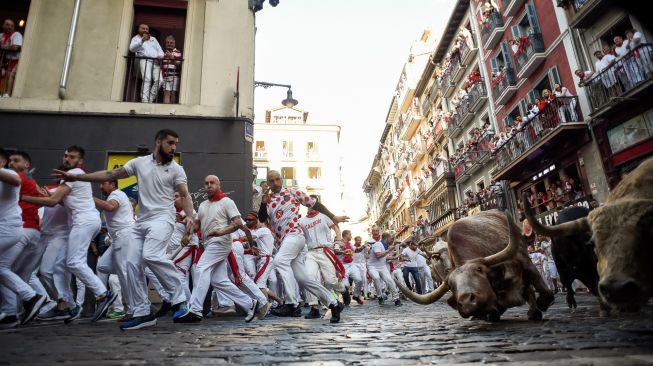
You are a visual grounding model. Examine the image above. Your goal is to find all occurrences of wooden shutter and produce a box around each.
[525,3,541,34]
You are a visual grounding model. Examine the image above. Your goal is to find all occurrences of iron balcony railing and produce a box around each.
[439,59,462,90]
[584,44,653,112]
[450,99,472,132]
[453,131,494,179]
[491,67,517,100]
[254,151,268,159]
[124,55,184,104]
[492,96,583,172]
[480,11,504,45]
[514,33,546,74]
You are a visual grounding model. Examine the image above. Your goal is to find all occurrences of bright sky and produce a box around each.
[254,0,456,222]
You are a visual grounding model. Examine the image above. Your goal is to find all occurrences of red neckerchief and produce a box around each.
[1,32,12,46]
[208,189,227,202]
[373,234,381,242]
[306,211,320,218]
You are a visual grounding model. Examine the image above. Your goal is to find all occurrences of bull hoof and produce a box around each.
[528,308,543,321]
[537,292,555,312]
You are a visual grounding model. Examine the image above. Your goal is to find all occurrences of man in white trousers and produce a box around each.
[53,130,194,330]
[352,236,370,298]
[336,230,364,306]
[368,232,401,306]
[129,24,164,103]
[21,146,116,323]
[176,175,264,323]
[258,170,347,323]
[300,199,346,319]
[0,149,46,327]
[243,212,283,306]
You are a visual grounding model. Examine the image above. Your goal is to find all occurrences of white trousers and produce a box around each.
[354,262,369,295]
[420,265,434,293]
[129,219,185,317]
[96,227,135,313]
[139,59,161,103]
[0,226,35,303]
[254,256,273,289]
[189,240,253,313]
[243,254,257,278]
[271,234,337,307]
[305,248,345,306]
[0,228,44,315]
[368,265,398,301]
[65,219,106,298]
[39,231,71,303]
[343,262,364,297]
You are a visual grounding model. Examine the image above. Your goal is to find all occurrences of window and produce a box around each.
[255,141,266,151]
[476,179,486,191]
[282,141,294,158]
[308,167,321,179]
[306,142,319,158]
[607,112,653,153]
[525,66,561,104]
[281,167,295,179]
[254,141,267,158]
[256,166,268,180]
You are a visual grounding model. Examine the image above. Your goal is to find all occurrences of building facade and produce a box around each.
[253,106,344,214]
[0,0,257,209]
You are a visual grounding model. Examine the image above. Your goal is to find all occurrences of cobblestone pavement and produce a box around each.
[1,294,652,365]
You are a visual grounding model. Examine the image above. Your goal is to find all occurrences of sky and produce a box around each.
[254,0,456,223]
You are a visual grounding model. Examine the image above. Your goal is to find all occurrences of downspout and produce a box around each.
[59,0,81,99]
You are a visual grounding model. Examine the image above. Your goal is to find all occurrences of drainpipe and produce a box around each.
[59,0,81,99]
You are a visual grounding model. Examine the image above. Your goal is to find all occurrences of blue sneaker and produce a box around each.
[92,291,118,322]
[37,306,70,321]
[120,313,157,330]
[172,301,190,322]
[63,305,82,324]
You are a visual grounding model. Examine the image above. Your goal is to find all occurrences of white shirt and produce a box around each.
[615,40,630,58]
[169,210,199,251]
[198,197,241,246]
[104,189,134,234]
[254,227,275,256]
[402,247,425,268]
[299,212,335,250]
[64,168,100,223]
[353,245,368,264]
[129,35,164,58]
[1,31,23,60]
[123,155,187,223]
[41,204,69,235]
[368,241,389,269]
[416,253,427,268]
[0,168,22,225]
[231,231,246,270]
[597,54,616,71]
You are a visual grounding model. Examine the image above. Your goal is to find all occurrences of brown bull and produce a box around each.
[429,240,452,286]
[395,211,554,321]
[524,157,653,312]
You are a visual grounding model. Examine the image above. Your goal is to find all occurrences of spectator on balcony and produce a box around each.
[574,69,595,87]
[0,19,22,98]
[490,179,505,211]
[162,35,182,104]
[553,83,577,122]
[594,49,622,96]
[480,0,499,24]
[129,24,164,103]
[625,29,653,80]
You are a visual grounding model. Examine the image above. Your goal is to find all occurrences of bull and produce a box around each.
[523,157,653,313]
[395,210,554,321]
[429,240,452,286]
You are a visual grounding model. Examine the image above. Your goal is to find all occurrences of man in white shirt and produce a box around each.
[352,236,370,298]
[177,175,264,323]
[0,19,23,97]
[258,170,348,323]
[129,23,164,103]
[299,199,346,319]
[368,232,401,306]
[335,230,365,305]
[0,149,46,327]
[53,130,194,330]
[400,239,427,295]
[21,146,116,324]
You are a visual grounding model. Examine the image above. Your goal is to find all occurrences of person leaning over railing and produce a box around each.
[129,24,164,103]
[1,19,22,98]
[162,35,182,104]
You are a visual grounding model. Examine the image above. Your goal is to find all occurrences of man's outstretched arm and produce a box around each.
[53,167,129,183]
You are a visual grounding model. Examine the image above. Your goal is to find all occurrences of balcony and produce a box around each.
[440,70,456,98]
[400,105,423,141]
[449,99,473,137]
[306,151,321,161]
[467,79,488,112]
[281,151,295,160]
[491,67,518,105]
[460,38,478,66]
[558,0,608,29]
[306,178,324,188]
[492,96,588,180]
[503,0,526,16]
[480,11,506,50]
[253,150,269,160]
[412,223,433,244]
[453,61,467,83]
[585,44,653,118]
[123,55,184,104]
[422,80,439,114]
[453,131,494,182]
[515,33,546,79]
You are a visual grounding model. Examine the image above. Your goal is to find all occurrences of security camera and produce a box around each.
[269,0,279,6]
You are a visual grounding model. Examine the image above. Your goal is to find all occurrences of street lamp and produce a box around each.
[254,81,299,108]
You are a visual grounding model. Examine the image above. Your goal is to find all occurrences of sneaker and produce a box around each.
[329,301,345,324]
[270,304,295,317]
[120,313,157,330]
[118,314,134,323]
[245,299,259,323]
[212,305,237,316]
[172,301,190,322]
[292,305,302,317]
[394,299,402,306]
[37,306,71,321]
[342,291,351,306]
[354,296,365,305]
[92,291,118,322]
[255,302,272,320]
[174,310,203,323]
[107,310,126,319]
[0,315,19,328]
[64,304,82,324]
[155,301,172,318]
[21,294,47,325]
[304,307,321,319]
[378,297,384,305]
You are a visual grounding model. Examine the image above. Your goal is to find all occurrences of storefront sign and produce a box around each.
[534,195,594,226]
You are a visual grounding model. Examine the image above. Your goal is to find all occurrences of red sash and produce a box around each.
[254,256,271,283]
[227,251,242,287]
[322,247,346,280]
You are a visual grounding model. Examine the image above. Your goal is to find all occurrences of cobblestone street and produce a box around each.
[1,294,652,365]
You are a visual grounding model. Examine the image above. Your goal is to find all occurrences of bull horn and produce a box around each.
[483,212,521,266]
[394,273,449,304]
[522,192,590,237]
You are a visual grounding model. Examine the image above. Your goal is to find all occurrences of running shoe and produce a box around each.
[120,313,157,330]
[92,291,118,322]
[245,299,259,323]
[21,294,46,325]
